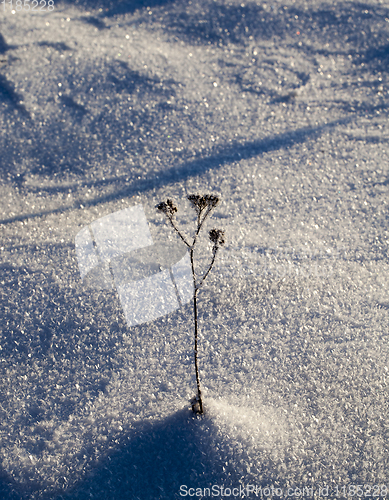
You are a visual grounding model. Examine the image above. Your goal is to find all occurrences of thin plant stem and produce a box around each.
[193,207,212,245]
[167,217,190,248]
[157,195,224,416]
[190,243,203,413]
[193,287,203,414]
[197,248,218,290]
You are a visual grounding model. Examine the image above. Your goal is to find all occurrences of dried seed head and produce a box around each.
[156,199,178,218]
[209,228,225,247]
[188,194,219,214]
[187,194,207,213]
[203,194,219,208]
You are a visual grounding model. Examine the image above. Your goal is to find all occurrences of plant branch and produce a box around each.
[167,216,190,248]
[192,206,214,246]
[196,247,218,290]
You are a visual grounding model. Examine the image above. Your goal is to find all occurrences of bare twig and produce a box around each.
[157,194,225,415]
[196,248,217,290]
[156,200,190,247]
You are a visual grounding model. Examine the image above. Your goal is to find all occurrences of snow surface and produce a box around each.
[0,0,389,498]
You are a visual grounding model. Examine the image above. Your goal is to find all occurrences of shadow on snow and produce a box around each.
[0,118,350,225]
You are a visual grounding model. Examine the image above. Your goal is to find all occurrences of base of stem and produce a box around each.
[190,395,204,415]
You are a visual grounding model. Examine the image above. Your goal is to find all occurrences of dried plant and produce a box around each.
[157,194,225,415]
